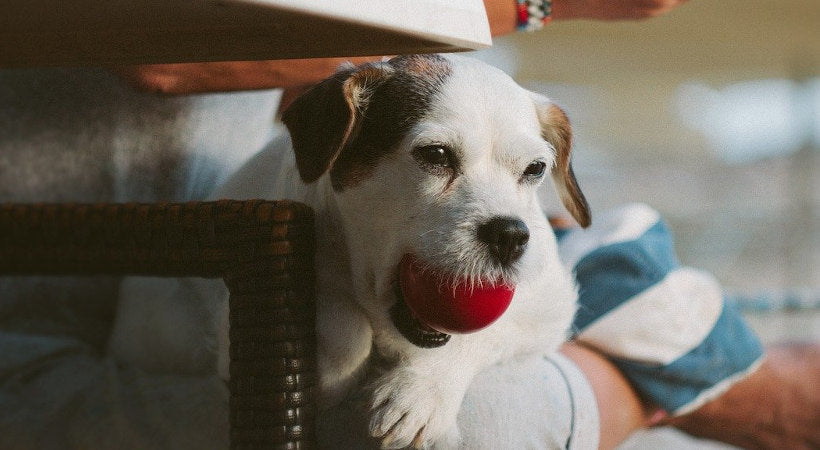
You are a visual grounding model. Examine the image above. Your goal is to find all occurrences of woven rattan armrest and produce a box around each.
[0,200,316,450]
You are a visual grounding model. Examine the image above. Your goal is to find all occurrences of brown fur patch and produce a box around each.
[537,102,591,228]
[329,54,452,191]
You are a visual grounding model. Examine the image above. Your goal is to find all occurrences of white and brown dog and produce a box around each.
[109,54,590,449]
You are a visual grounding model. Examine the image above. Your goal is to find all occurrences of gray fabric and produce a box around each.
[317,354,599,449]
[0,68,280,348]
[0,68,278,449]
[0,331,229,450]
[457,354,599,450]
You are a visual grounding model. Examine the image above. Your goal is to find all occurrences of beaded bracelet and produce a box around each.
[516,0,553,32]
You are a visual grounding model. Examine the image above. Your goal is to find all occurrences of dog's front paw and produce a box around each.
[368,368,463,449]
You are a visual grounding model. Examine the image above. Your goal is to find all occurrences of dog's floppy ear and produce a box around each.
[532,94,591,228]
[281,62,395,183]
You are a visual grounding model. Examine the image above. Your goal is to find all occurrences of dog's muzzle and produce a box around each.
[390,282,451,348]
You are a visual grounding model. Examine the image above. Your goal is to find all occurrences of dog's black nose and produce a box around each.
[477,217,530,266]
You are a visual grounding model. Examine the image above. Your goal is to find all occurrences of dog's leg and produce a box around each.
[367,336,489,450]
[367,269,576,449]
[316,295,374,408]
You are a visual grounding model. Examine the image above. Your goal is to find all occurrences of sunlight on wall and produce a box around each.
[675,78,819,163]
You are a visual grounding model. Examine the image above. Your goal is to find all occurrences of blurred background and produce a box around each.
[475,0,819,348]
[474,2,818,447]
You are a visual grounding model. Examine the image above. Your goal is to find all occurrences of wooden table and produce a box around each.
[0,0,491,67]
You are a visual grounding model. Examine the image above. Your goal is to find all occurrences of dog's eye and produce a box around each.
[414,145,453,169]
[523,161,547,178]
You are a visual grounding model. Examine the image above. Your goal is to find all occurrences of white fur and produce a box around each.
[109,55,580,449]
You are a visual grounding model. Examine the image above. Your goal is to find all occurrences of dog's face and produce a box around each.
[283,54,589,336]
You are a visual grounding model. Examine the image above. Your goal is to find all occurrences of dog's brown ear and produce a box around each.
[281,62,394,183]
[532,95,591,228]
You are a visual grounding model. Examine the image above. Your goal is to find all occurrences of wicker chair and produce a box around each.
[0,200,317,450]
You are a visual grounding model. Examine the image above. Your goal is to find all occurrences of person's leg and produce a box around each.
[455,350,601,449]
[0,332,229,450]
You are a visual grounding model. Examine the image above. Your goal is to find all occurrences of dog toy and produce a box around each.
[398,254,515,335]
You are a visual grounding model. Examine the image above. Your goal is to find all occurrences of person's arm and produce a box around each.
[661,342,820,449]
[114,57,380,95]
[552,205,820,450]
[564,339,820,450]
[552,0,688,21]
[114,0,519,95]
[561,342,658,450]
[116,0,688,94]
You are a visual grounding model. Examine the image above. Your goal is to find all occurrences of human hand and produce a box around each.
[552,0,689,21]
[661,342,820,449]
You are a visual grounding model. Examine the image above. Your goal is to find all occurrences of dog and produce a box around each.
[109,53,590,449]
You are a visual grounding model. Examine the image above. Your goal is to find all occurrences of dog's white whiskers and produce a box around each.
[418,227,445,238]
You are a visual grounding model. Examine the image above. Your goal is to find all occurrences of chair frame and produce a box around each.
[0,200,317,449]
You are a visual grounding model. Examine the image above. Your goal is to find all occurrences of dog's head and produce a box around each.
[282,54,589,344]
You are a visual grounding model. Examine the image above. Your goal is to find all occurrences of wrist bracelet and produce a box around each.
[516,0,553,32]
